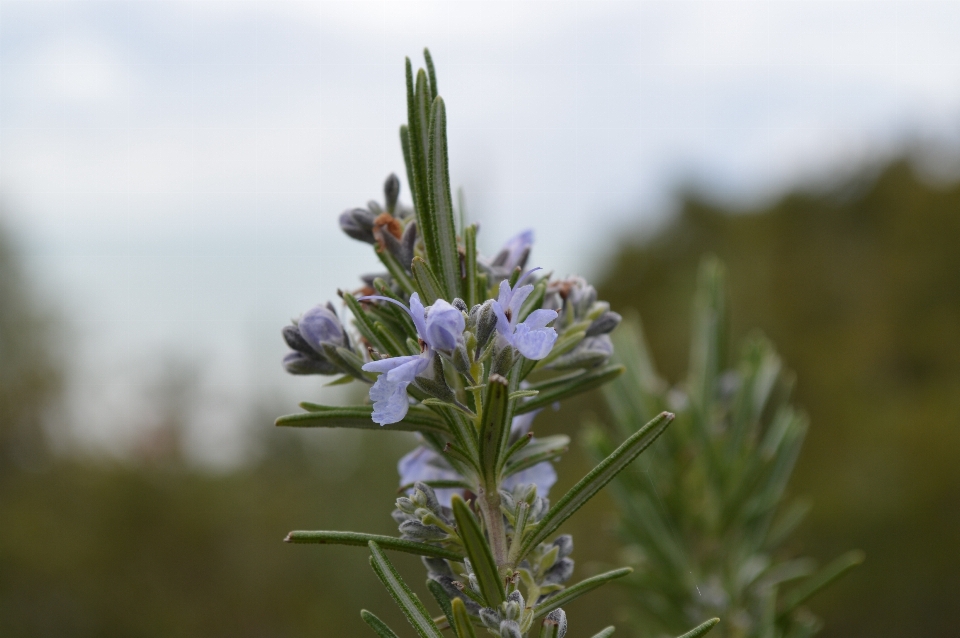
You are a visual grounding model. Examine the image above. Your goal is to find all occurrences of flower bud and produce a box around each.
[474,300,499,355]
[549,335,613,370]
[339,207,377,244]
[282,352,338,375]
[499,620,522,638]
[585,310,622,337]
[298,305,348,353]
[552,534,573,559]
[492,345,515,377]
[545,609,567,638]
[384,173,400,213]
[543,557,574,585]
[399,519,447,541]
[480,608,501,629]
[422,557,454,578]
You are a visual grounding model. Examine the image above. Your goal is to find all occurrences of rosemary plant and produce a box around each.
[584,258,862,638]
[275,50,718,638]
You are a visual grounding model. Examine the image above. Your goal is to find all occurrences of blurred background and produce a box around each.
[1,2,957,637]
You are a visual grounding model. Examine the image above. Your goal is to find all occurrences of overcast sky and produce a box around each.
[2,1,959,463]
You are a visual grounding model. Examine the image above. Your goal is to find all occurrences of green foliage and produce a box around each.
[0,217,61,472]
[597,158,960,638]
[586,259,859,637]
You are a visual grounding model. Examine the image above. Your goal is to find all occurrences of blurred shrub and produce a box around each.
[0,213,61,471]
[597,158,960,638]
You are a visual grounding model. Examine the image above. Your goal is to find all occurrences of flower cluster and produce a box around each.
[276,49,698,638]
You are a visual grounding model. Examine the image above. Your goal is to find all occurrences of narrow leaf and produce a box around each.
[517,412,674,559]
[516,365,625,414]
[285,531,464,562]
[675,618,720,638]
[368,541,444,638]
[424,47,438,101]
[450,598,478,638]
[425,96,460,299]
[532,568,632,619]
[779,550,864,618]
[427,579,455,629]
[590,628,616,638]
[412,256,446,305]
[277,405,447,434]
[361,610,401,638]
[405,60,428,222]
[451,495,505,606]
[504,435,569,475]
[478,373,511,488]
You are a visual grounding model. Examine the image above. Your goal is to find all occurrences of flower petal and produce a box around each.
[513,322,557,360]
[424,299,465,352]
[522,308,558,331]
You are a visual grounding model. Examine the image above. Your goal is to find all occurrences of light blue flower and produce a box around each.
[492,229,534,272]
[398,410,556,506]
[493,272,558,360]
[359,292,466,425]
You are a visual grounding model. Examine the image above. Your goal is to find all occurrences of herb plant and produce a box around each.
[585,258,862,638]
[275,50,718,638]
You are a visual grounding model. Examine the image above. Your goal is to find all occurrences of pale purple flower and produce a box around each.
[360,292,466,425]
[493,272,558,360]
[398,410,557,506]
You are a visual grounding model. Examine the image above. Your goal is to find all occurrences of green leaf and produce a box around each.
[424,96,460,299]
[424,48,438,101]
[463,224,478,306]
[376,246,417,296]
[361,610,401,638]
[451,495,505,606]
[589,628,616,638]
[450,598,478,638]
[277,405,447,434]
[516,412,674,560]
[368,541,445,638]
[343,293,400,356]
[532,567,632,619]
[675,618,720,638]
[478,373,511,489]
[503,434,569,475]
[427,579,455,629]
[404,60,428,222]
[516,365,625,414]
[779,550,864,619]
[323,374,355,387]
[538,618,561,638]
[285,531,464,562]
[412,257,447,305]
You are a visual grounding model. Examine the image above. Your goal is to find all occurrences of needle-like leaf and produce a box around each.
[450,598,478,638]
[778,550,865,619]
[451,495,505,607]
[675,618,720,638]
[285,531,464,562]
[516,365,624,414]
[532,568,632,620]
[516,412,674,560]
[368,541,445,638]
[478,374,511,489]
[427,579,455,629]
[361,610,401,638]
[277,405,447,434]
[424,96,460,299]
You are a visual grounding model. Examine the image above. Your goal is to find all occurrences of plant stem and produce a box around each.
[478,485,509,573]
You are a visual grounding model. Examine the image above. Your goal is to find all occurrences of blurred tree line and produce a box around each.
[1,156,957,636]
[598,158,959,638]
